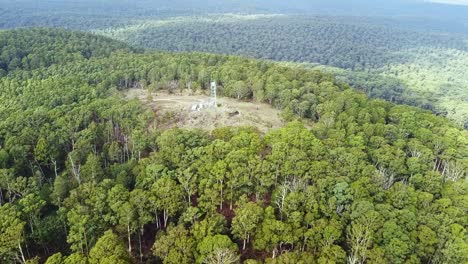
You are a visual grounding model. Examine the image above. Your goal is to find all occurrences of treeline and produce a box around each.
[0,29,467,264]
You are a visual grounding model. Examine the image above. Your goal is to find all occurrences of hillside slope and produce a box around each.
[96,14,468,128]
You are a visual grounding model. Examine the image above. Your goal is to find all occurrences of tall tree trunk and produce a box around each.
[52,159,58,178]
[84,230,89,255]
[18,243,26,264]
[127,224,132,253]
[154,210,159,229]
[33,157,45,184]
[219,183,223,210]
[28,216,34,235]
[229,186,234,210]
[138,231,143,263]
[163,210,168,228]
[68,155,81,185]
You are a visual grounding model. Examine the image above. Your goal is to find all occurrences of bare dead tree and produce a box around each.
[68,154,81,185]
[442,161,466,182]
[347,223,372,264]
[204,248,239,264]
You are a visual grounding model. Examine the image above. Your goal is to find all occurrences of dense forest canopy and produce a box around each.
[1,0,468,128]
[0,28,467,264]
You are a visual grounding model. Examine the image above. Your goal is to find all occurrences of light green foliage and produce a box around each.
[254,207,294,258]
[108,184,137,252]
[18,193,46,235]
[382,48,468,127]
[196,234,237,263]
[25,257,40,264]
[232,199,263,250]
[192,213,227,242]
[89,230,130,264]
[151,177,184,227]
[0,203,25,263]
[153,225,196,264]
[80,154,104,183]
[45,253,64,264]
[63,253,87,264]
[63,181,114,254]
[317,245,346,264]
[265,251,315,264]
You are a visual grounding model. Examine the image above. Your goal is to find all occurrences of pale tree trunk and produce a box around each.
[138,231,143,263]
[229,184,237,210]
[163,210,168,228]
[127,224,132,253]
[52,159,58,178]
[18,242,26,264]
[242,232,249,250]
[219,180,224,210]
[182,184,192,205]
[28,216,35,235]
[33,157,45,184]
[154,210,160,229]
[68,154,81,184]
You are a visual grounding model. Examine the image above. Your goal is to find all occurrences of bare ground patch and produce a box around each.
[124,89,284,132]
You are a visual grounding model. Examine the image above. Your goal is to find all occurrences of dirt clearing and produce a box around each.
[124,89,284,132]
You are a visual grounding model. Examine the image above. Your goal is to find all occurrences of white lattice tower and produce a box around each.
[210,81,217,106]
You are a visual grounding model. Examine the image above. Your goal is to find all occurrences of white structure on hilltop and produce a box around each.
[210,81,217,106]
[191,81,218,112]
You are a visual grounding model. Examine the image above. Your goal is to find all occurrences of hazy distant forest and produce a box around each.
[0,1,467,264]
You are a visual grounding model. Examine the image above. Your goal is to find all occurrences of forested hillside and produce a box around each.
[0,28,467,264]
[96,15,468,128]
[105,16,466,69]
